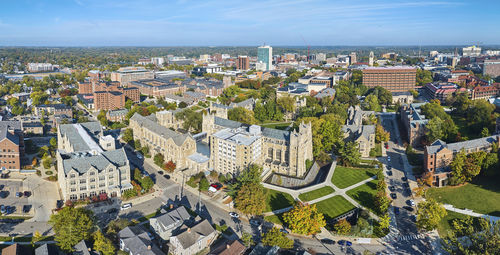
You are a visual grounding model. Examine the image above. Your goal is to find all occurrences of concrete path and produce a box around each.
[443,204,500,222]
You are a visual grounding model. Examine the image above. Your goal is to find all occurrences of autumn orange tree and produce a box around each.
[283,203,326,235]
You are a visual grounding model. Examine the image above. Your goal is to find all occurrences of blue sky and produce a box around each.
[0,0,498,46]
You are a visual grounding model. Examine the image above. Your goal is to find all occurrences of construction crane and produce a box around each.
[300,35,310,62]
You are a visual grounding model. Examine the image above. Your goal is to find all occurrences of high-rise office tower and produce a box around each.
[349,52,357,65]
[369,51,374,66]
[257,45,273,71]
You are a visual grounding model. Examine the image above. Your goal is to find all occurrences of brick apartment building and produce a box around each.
[78,81,93,94]
[424,82,467,103]
[0,121,24,171]
[470,84,500,100]
[424,135,499,186]
[33,104,73,117]
[237,56,249,70]
[111,67,154,86]
[483,59,500,78]
[362,66,417,92]
[79,80,140,111]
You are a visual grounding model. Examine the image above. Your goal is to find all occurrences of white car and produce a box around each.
[409,200,416,206]
[121,203,132,210]
[136,153,143,159]
[387,156,391,162]
[229,212,239,218]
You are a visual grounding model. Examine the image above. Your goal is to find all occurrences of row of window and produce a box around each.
[69,169,115,178]
[70,182,114,192]
[0,154,16,158]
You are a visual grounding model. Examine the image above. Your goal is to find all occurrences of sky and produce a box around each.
[0,0,499,46]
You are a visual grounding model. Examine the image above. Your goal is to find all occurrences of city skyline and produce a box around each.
[0,0,499,46]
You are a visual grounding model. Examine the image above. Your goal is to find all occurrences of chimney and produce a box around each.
[147,245,151,250]
[226,244,231,249]
[187,228,191,233]
[170,204,174,209]
[88,248,92,251]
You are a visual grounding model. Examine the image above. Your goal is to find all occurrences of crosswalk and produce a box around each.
[382,233,427,243]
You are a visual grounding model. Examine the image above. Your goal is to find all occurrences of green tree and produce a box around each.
[42,156,52,169]
[362,94,381,111]
[416,69,433,86]
[199,176,209,191]
[235,182,267,215]
[378,213,390,231]
[337,141,361,167]
[283,203,326,235]
[375,124,390,143]
[140,176,154,191]
[481,127,490,137]
[482,153,499,176]
[175,108,203,133]
[253,102,267,122]
[374,191,391,215]
[228,107,257,124]
[227,164,262,197]
[49,137,57,148]
[261,227,294,249]
[92,231,116,255]
[277,96,296,114]
[442,216,500,254]
[450,149,467,185]
[241,232,254,247]
[334,219,352,235]
[49,207,95,251]
[153,153,164,167]
[426,117,444,142]
[416,198,447,231]
[122,129,134,144]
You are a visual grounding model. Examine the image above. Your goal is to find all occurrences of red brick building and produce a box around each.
[94,91,125,111]
[362,67,417,92]
[470,84,500,100]
[78,81,93,94]
[0,121,24,171]
[236,56,249,70]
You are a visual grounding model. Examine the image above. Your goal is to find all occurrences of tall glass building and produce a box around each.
[257,45,273,71]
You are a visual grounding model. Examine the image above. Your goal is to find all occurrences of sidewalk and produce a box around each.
[443,204,500,222]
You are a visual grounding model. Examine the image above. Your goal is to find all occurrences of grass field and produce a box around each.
[265,188,296,212]
[437,210,471,237]
[314,195,356,220]
[346,179,379,214]
[264,213,285,225]
[331,166,378,189]
[426,175,500,216]
[261,122,291,130]
[298,186,335,202]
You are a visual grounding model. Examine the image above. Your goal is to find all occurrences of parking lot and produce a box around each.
[0,179,32,216]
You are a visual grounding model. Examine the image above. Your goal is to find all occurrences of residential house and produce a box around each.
[209,240,246,255]
[118,226,164,255]
[169,219,217,255]
[34,244,63,255]
[73,240,98,255]
[150,206,192,240]
[342,106,376,157]
[1,244,32,255]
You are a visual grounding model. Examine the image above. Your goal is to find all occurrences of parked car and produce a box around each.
[210,183,222,191]
[387,171,393,176]
[163,174,170,179]
[387,165,392,170]
[136,153,143,159]
[390,193,397,199]
[0,185,4,190]
[394,207,400,215]
[158,171,164,175]
[385,143,389,149]
[403,206,414,212]
[229,212,239,218]
[15,192,23,198]
[107,208,118,214]
[23,205,31,213]
[321,238,335,245]
[0,191,7,198]
[338,240,352,246]
[249,219,261,227]
[23,191,31,197]
[408,199,416,206]
[121,203,132,210]
[401,177,407,181]
[387,156,391,162]
[0,205,5,214]
[389,186,396,192]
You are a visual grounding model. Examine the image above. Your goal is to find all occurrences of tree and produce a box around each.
[277,96,296,114]
[175,108,203,133]
[199,176,209,191]
[153,153,164,167]
[375,124,390,143]
[49,207,95,251]
[234,182,267,215]
[227,164,262,197]
[481,127,490,137]
[426,117,444,143]
[228,107,257,124]
[482,153,499,176]
[49,137,57,148]
[283,203,326,235]
[378,213,390,231]
[416,198,447,231]
[31,230,42,246]
[97,110,108,127]
[163,160,176,173]
[334,219,351,235]
[42,156,52,169]
[241,232,254,247]
[93,231,116,255]
[362,94,381,111]
[140,176,154,191]
[337,141,361,167]
[416,69,433,86]
[374,191,391,215]
[122,129,134,144]
[253,102,267,122]
[442,216,500,254]
[261,227,294,249]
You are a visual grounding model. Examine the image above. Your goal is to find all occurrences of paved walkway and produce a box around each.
[443,204,500,222]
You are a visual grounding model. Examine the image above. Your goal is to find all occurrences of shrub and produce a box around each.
[45,171,53,175]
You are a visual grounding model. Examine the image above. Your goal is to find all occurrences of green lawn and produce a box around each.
[346,179,379,214]
[331,166,378,189]
[437,210,471,238]
[426,175,500,216]
[265,188,296,212]
[369,143,382,157]
[261,122,291,130]
[264,213,285,225]
[298,186,335,202]
[314,195,356,220]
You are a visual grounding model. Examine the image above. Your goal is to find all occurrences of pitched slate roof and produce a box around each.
[173,219,215,250]
[72,240,96,255]
[426,135,499,155]
[1,243,32,255]
[152,206,191,232]
[61,148,128,175]
[35,244,61,255]
[118,226,164,255]
[130,113,192,146]
[59,122,102,152]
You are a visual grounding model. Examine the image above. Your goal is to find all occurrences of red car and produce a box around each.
[210,184,222,191]
[385,143,389,149]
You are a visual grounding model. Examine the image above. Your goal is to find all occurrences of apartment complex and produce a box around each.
[462,45,481,57]
[362,67,417,92]
[56,122,132,201]
[33,104,73,117]
[111,66,154,86]
[202,113,313,177]
[424,135,499,186]
[0,121,24,171]
[129,79,186,98]
[424,82,467,103]
[27,63,54,72]
[400,103,429,147]
[237,56,250,70]
[470,85,500,100]
[483,59,500,78]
